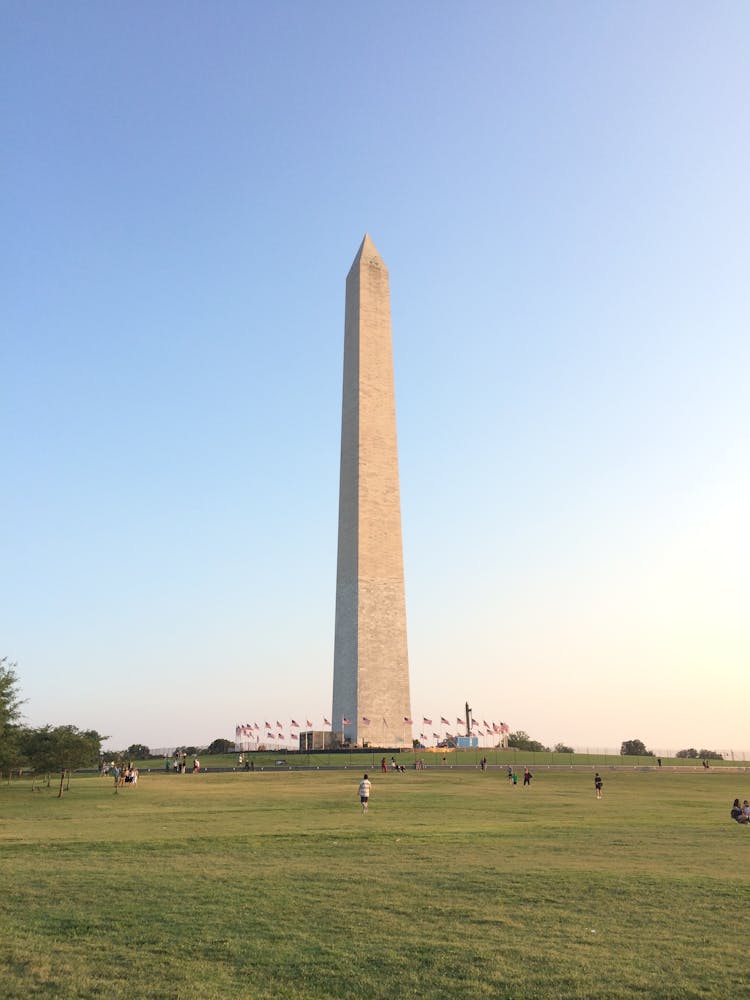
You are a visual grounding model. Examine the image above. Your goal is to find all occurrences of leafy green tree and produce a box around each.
[554,743,574,754]
[21,725,104,788]
[507,731,549,753]
[698,749,723,760]
[206,738,234,754]
[0,658,25,776]
[676,748,699,758]
[126,743,151,760]
[620,739,653,756]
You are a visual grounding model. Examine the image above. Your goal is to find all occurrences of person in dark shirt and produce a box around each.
[594,773,603,799]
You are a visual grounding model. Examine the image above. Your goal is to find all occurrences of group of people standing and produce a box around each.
[165,755,200,773]
[107,763,138,787]
[505,766,533,786]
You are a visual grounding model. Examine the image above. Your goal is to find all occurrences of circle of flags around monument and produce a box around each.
[234,716,509,749]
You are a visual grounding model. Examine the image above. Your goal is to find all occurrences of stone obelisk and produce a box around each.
[332,234,412,749]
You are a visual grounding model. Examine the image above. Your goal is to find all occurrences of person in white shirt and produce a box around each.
[358,774,372,812]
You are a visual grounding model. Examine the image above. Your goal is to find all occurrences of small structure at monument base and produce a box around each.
[298,730,339,752]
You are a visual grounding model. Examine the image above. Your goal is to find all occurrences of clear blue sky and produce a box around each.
[2,2,748,754]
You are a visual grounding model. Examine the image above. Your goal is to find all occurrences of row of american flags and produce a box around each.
[235,718,510,741]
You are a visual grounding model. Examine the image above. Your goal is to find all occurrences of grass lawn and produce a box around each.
[141,748,750,772]
[1,767,748,998]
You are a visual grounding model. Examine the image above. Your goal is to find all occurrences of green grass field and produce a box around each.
[1,768,748,999]
[136,747,750,772]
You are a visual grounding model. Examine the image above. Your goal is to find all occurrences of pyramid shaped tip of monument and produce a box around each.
[352,232,384,265]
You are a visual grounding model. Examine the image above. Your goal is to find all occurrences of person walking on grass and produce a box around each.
[523,767,532,787]
[595,772,603,799]
[359,774,372,813]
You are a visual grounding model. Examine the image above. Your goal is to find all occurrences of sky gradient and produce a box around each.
[2,2,748,755]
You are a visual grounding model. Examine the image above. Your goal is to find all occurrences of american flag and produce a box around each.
[291,720,300,728]
[423,717,432,725]
[253,723,260,731]
[276,721,283,729]
[324,718,331,726]
[501,723,509,734]
[306,719,313,728]
[266,732,274,739]
[483,720,490,728]
[404,716,413,724]
[441,717,450,726]
[343,717,353,725]
[264,721,271,729]
[361,717,371,725]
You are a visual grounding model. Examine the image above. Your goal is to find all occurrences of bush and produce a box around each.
[507,731,549,753]
[620,739,654,756]
[676,747,723,761]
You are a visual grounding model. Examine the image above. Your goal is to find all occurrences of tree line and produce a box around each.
[121,739,236,760]
[1,658,104,792]
[506,732,723,759]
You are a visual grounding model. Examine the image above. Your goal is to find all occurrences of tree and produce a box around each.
[507,731,549,753]
[620,739,653,757]
[676,748,699,758]
[21,725,104,793]
[698,749,724,761]
[554,743,574,754]
[206,738,234,755]
[126,744,151,760]
[0,658,25,776]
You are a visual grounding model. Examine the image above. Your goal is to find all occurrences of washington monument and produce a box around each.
[331,235,412,748]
